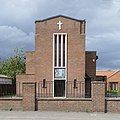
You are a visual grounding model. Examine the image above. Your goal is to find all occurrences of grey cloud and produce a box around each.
[0,26,34,58]
[0,0,120,70]
[86,31,120,70]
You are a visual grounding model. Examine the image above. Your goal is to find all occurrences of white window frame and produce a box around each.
[53,33,67,98]
[110,82,118,90]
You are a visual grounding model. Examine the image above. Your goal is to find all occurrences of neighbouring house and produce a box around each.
[16,15,98,98]
[0,74,12,84]
[96,70,120,91]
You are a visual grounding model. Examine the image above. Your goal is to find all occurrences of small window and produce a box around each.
[110,82,118,90]
[54,68,65,78]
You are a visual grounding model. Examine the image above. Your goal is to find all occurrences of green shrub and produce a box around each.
[107,90,120,94]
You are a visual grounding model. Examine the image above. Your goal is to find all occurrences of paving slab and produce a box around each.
[0,111,120,120]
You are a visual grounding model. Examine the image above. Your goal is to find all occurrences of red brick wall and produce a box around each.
[1,82,120,112]
[107,71,120,91]
[26,51,35,74]
[37,98,92,112]
[0,98,22,111]
[35,17,85,83]
[106,99,120,112]
[16,16,86,98]
[92,81,106,112]
[22,82,36,111]
[16,74,35,96]
[85,51,96,80]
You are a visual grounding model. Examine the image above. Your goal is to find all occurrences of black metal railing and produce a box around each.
[0,84,16,97]
[105,82,120,98]
[37,81,87,98]
[66,81,85,98]
[38,81,53,98]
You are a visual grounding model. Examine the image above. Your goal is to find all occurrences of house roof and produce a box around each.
[35,15,85,23]
[96,70,120,79]
[0,74,12,79]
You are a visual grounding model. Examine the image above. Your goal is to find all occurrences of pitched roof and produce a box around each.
[35,15,85,23]
[96,70,120,79]
[0,74,12,79]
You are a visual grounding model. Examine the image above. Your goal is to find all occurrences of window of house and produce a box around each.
[110,82,118,90]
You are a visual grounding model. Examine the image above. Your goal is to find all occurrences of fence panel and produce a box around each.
[38,81,86,98]
[106,90,120,98]
[106,83,120,98]
[66,81,85,98]
[0,84,16,97]
[38,81,53,98]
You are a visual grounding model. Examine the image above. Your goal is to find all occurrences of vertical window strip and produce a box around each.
[61,35,63,67]
[54,35,57,67]
[63,35,65,67]
[116,83,118,90]
[57,34,59,67]
[113,84,114,90]
[54,33,67,68]
[59,35,61,67]
[115,82,118,90]
[65,34,67,68]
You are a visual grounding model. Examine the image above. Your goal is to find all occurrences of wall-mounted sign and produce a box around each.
[54,68,65,78]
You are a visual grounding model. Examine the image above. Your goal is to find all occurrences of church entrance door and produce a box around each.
[54,80,65,97]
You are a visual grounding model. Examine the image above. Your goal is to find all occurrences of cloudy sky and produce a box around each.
[0,0,120,70]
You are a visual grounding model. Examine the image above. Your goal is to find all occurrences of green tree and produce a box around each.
[0,48,25,83]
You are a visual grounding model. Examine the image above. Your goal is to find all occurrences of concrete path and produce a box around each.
[0,111,120,120]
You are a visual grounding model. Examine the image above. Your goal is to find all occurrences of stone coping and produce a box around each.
[23,82,36,84]
[106,97,120,101]
[16,73,35,75]
[37,97,92,101]
[0,96,22,100]
[91,81,106,84]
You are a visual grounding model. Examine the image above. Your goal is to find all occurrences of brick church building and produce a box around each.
[16,15,97,98]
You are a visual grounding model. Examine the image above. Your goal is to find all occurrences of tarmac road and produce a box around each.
[0,111,120,120]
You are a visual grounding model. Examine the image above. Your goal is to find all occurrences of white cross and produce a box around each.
[57,21,63,30]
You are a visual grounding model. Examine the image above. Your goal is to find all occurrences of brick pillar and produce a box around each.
[92,81,106,112]
[22,82,36,111]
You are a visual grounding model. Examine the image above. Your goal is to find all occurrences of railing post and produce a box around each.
[22,82,36,111]
[92,81,106,112]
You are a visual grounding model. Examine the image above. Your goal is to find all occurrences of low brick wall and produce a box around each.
[0,97,120,112]
[0,82,120,112]
[92,81,106,112]
[106,98,120,112]
[0,97,22,111]
[37,98,92,112]
[22,82,36,111]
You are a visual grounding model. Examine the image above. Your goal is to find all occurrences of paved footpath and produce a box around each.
[0,111,120,120]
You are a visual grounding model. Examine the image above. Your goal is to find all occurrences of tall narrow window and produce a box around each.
[53,33,67,67]
[59,35,61,66]
[53,33,67,97]
[54,35,57,67]
[63,35,65,67]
